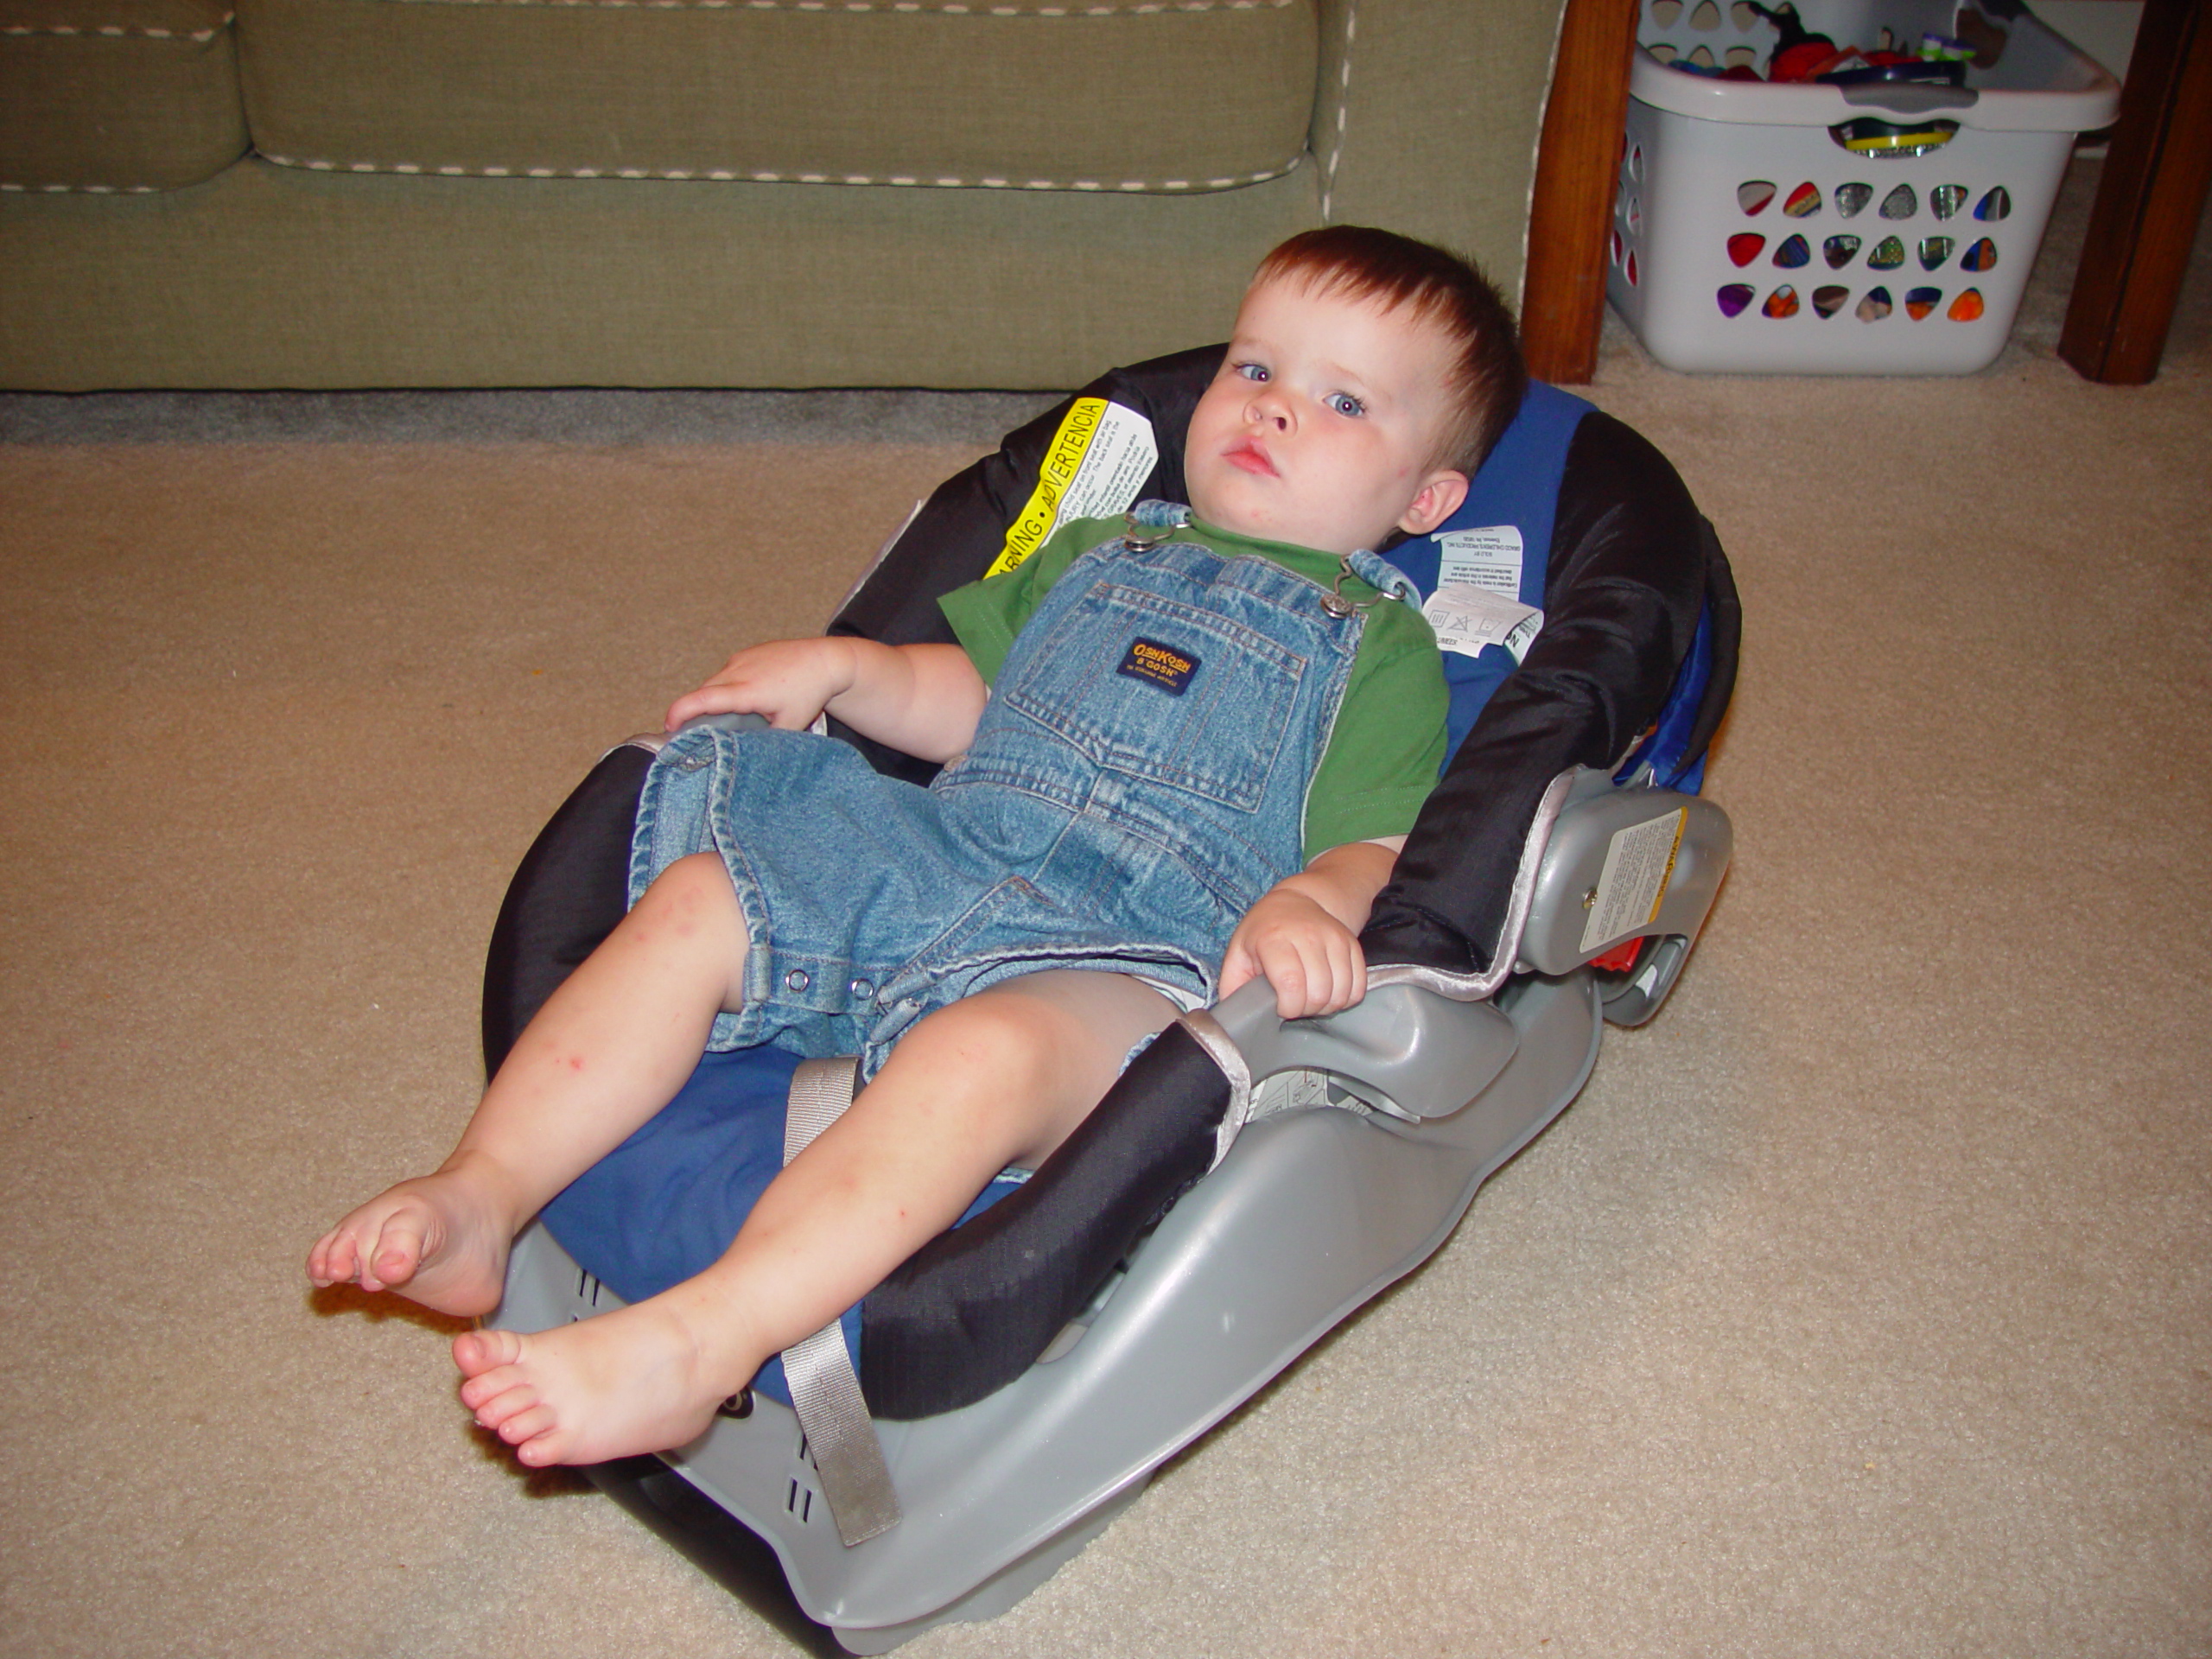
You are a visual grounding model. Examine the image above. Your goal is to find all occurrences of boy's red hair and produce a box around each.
[1253,226,1528,476]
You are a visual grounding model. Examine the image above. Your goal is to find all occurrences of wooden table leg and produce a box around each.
[2058,0,2212,384]
[1522,0,1642,385]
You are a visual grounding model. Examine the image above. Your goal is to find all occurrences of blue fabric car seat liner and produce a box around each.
[486,346,1739,1420]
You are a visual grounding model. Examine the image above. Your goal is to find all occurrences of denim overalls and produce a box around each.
[631,505,1403,1077]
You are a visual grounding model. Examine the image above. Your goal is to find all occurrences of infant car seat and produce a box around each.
[482,349,1739,1653]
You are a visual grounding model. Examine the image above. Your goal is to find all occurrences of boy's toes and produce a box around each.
[306,1231,352,1287]
[493,1403,559,1451]
[460,1370,522,1418]
[461,1367,534,1427]
[362,1223,429,1293]
[454,1326,522,1379]
[514,1430,569,1467]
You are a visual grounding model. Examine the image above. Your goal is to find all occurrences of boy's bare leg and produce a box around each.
[451,969,1176,1466]
[308,851,749,1316]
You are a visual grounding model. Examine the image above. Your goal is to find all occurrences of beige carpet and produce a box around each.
[3,156,2207,1657]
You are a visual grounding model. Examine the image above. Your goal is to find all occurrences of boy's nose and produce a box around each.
[1246,391,1292,431]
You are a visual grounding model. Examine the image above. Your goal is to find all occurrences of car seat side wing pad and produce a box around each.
[481,741,655,1073]
[860,1019,1235,1420]
[1362,413,1719,982]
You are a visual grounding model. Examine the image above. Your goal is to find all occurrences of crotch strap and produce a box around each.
[780,1055,902,1547]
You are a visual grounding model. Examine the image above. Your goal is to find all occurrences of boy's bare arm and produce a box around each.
[664,639,988,763]
[1217,836,1405,1020]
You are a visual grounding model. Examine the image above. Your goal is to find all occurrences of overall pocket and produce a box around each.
[999,575,1307,814]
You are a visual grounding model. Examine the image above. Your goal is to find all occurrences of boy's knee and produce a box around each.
[912,992,1064,1081]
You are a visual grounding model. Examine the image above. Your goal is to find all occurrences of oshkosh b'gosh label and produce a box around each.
[1117,638,1199,696]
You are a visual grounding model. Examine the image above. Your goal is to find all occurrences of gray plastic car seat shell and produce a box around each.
[488,762,1732,1649]
[495,965,1610,1649]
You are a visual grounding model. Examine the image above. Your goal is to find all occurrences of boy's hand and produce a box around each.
[665,638,988,763]
[1217,837,1405,1020]
[1218,888,1368,1020]
[664,638,859,734]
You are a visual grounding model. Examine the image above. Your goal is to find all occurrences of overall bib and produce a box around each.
[631,507,1381,1077]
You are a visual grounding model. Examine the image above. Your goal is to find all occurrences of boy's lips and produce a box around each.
[1223,439,1277,477]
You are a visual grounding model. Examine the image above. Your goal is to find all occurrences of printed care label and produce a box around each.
[1433,524,1526,596]
[988,398,1159,576]
[1422,586,1544,663]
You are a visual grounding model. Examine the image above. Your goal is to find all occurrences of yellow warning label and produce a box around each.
[1647,807,1687,926]
[986,397,1109,578]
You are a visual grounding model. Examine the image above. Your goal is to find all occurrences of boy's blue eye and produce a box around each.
[1325,392,1366,417]
[1234,362,1268,383]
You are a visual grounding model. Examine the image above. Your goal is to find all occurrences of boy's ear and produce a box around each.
[1395,469,1470,537]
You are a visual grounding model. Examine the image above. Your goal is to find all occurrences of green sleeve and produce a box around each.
[1301,601,1448,860]
[936,515,1124,687]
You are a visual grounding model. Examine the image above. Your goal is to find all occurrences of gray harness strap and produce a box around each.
[780,1055,903,1547]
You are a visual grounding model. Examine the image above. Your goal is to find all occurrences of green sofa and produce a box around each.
[0,0,1572,389]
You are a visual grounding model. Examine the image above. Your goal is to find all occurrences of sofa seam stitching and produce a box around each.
[1319,0,1351,220]
[1,11,231,38]
[315,0,1293,11]
[248,149,1305,191]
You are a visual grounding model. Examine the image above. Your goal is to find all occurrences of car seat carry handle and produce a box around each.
[779,1056,904,1547]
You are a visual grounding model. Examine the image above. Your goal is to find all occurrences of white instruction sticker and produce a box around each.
[1422,584,1545,663]
[987,398,1159,577]
[1580,808,1688,955]
[1433,524,1526,597]
[1054,400,1157,522]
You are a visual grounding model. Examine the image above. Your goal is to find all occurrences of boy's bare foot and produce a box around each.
[453,1297,749,1467]
[308,1160,516,1319]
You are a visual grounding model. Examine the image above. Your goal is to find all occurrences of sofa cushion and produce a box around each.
[0,0,246,190]
[0,159,1319,387]
[238,0,1316,192]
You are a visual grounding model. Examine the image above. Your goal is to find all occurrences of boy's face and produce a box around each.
[1183,276,1471,557]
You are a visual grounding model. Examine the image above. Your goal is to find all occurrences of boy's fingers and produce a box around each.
[1334,934,1365,1014]
[1216,939,1262,1004]
[1261,937,1316,1019]
[1277,933,1364,1020]
[665,684,791,732]
[664,685,737,729]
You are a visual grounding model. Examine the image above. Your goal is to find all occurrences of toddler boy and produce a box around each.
[310,226,1526,1467]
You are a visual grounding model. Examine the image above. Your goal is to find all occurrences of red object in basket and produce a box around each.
[1770,41,1840,79]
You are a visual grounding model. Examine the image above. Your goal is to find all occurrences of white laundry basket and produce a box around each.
[1608,0,2120,373]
